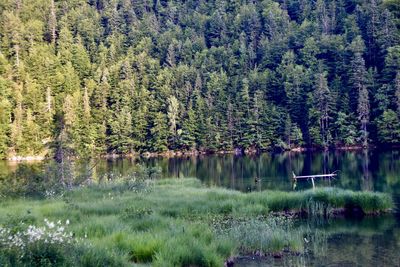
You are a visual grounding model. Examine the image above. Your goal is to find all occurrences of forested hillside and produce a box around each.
[0,0,399,158]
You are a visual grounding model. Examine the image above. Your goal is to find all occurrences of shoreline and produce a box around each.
[4,144,399,162]
[6,155,46,162]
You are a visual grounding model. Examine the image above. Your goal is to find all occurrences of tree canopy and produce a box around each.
[0,0,399,158]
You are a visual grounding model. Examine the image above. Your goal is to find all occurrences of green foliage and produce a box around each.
[334,112,357,145]
[0,219,126,267]
[0,0,398,158]
[376,110,400,144]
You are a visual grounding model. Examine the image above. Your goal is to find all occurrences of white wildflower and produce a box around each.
[47,221,55,229]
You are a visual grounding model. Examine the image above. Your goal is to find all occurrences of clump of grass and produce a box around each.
[73,243,129,267]
[153,230,227,267]
[248,187,393,215]
[216,216,304,254]
[128,233,164,263]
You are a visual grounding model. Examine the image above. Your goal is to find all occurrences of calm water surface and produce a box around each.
[1,150,400,266]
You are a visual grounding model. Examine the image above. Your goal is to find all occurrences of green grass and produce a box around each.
[0,178,393,266]
[246,186,393,215]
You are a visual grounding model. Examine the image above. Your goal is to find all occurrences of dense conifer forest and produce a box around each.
[0,0,399,158]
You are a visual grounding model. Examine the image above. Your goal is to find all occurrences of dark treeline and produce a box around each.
[0,0,399,158]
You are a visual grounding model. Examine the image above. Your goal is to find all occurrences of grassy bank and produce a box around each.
[0,178,393,266]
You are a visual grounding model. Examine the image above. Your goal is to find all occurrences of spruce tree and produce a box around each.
[149,112,169,152]
[313,72,332,147]
[376,110,400,144]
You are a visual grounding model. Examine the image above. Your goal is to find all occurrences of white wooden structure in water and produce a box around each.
[292,172,338,189]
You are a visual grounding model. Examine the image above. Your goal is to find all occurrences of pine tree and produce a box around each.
[395,72,400,114]
[334,112,357,145]
[10,84,24,155]
[131,102,148,152]
[313,72,332,147]
[0,99,11,158]
[91,69,109,153]
[149,112,168,152]
[71,36,91,80]
[1,12,24,69]
[167,96,179,149]
[48,0,57,45]
[278,51,307,130]
[238,78,252,148]
[60,94,77,156]
[21,109,42,155]
[358,84,370,147]
[79,87,96,155]
[376,110,400,144]
[108,106,133,154]
[349,36,370,147]
[179,107,197,150]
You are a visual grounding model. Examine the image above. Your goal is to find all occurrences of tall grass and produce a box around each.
[246,186,393,215]
[217,216,304,254]
[0,177,393,266]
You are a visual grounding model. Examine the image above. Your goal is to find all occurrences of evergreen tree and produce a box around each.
[21,109,42,155]
[358,84,370,147]
[179,107,197,150]
[334,112,357,145]
[278,51,308,133]
[395,72,400,114]
[108,106,133,154]
[167,96,179,149]
[376,110,400,144]
[348,36,370,147]
[313,72,333,147]
[0,99,11,157]
[149,112,168,152]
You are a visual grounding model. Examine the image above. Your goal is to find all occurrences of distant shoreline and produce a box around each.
[5,144,400,162]
[6,155,46,162]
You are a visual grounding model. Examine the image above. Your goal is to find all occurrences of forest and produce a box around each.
[0,0,399,159]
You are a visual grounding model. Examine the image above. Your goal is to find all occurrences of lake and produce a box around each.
[1,150,400,266]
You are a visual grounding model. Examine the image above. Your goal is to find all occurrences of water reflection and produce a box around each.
[1,150,400,195]
[144,150,400,201]
[1,151,400,266]
[236,215,400,267]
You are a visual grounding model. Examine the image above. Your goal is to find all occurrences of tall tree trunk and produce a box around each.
[49,0,57,45]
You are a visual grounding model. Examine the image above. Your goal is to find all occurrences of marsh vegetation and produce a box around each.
[0,171,393,266]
